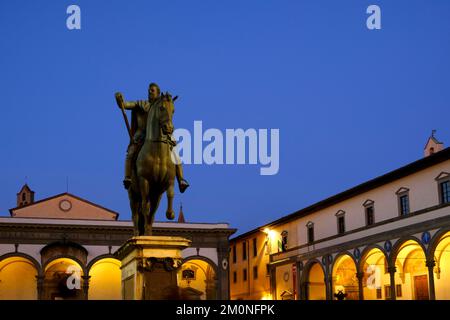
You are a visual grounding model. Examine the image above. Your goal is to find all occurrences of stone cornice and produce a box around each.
[0,222,235,247]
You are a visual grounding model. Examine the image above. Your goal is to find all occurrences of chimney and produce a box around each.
[424,130,444,157]
[17,184,35,207]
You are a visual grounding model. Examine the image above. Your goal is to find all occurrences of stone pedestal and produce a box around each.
[115,236,191,300]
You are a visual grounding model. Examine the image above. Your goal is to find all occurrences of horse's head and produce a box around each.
[159,92,177,136]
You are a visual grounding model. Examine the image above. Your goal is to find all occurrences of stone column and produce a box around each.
[325,275,333,300]
[388,266,396,300]
[302,281,309,300]
[36,275,45,300]
[324,260,332,300]
[269,265,277,300]
[357,272,364,300]
[82,275,90,300]
[295,261,303,300]
[216,245,229,300]
[426,259,436,300]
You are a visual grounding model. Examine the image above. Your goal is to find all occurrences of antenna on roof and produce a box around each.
[432,129,436,138]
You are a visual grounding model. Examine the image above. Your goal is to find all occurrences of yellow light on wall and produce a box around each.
[261,293,272,300]
[263,228,276,254]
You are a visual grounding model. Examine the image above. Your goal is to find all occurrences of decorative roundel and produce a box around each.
[354,248,361,260]
[421,231,431,245]
[322,256,327,265]
[221,258,228,270]
[328,254,333,264]
[59,199,72,212]
[384,240,392,253]
[283,271,289,282]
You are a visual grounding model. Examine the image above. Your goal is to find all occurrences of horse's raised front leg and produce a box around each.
[166,182,175,220]
[138,177,152,236]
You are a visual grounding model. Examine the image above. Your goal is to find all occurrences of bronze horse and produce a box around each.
[128,93,177,236]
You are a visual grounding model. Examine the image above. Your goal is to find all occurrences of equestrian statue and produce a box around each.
[115,83,189,236]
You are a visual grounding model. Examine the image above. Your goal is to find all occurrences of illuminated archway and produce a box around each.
[304,261,326,300]
[331,254,359,300]
[178,258,217,300]
[360,247,390,300]
[43,257,84,300]
[0,256,38,300]
[431,231,450,300]
[392,240,428,300]
[88,258,121,300]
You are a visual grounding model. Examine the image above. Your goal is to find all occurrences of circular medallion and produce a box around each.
[283,271,289,282]
[222,258,228,270]
[384,240,392,253]
[421,231,431,245]
[354,248,361,260]
[59,199,72,212]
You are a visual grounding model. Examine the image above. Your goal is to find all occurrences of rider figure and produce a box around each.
[116,83,189,193]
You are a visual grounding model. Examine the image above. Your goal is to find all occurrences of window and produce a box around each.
[366,206,374,226]
[233,271,237,283]
[281,231,288,252]
[232,246,236,264]
[396,284,402,297]
[253,238,257,257]
[363,200,375,226]
[182,269,195,280]
[22,193,26,201]
[338,216,345,234]
[440,181,450,204]
[253,266,258,279]
[242,242,247,261]
[376,288,382,299]
[243,268,247,282]
[266,264,270,276]
[307,222,314,244]
[396,187,410,216]
[399,195,410,215]
[384,285,391,299]
[335,210,345,234]
[436,172,450,205]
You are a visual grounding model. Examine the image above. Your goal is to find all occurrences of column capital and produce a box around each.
[426,259,436,268]
[387,266,396,274]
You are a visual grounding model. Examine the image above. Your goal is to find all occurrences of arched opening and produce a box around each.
[360,248,390,300]
[305,262,326,300]
[393,240,428,300]
[332,254,359,300]
[0,256,38,300]
[432,231,450,300]
[88,258,121,300]
[43,258,84,300]
[178,259,217,300]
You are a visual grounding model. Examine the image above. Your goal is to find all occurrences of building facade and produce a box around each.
[0,188,235,300]
[230,136,450,300]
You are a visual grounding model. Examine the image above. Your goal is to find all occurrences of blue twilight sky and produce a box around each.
[0,1,449,236]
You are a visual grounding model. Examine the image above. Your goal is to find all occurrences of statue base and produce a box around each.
[114,236,191,300]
